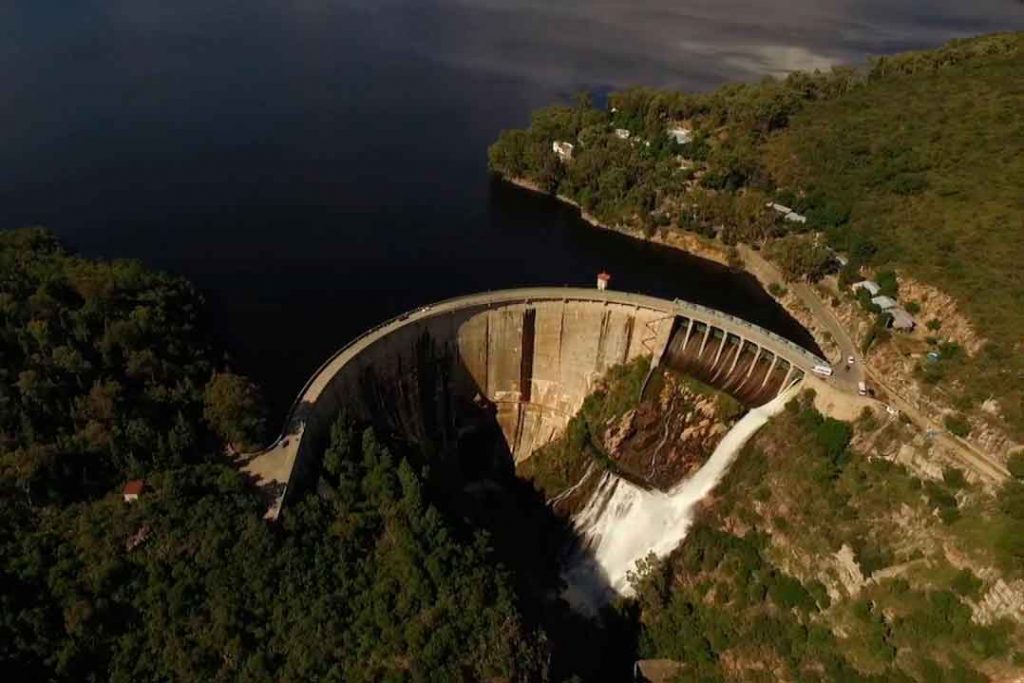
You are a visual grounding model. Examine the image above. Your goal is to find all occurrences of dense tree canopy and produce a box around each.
[0,228,225,503]
[0,231,549,681]
[203,372,268,451]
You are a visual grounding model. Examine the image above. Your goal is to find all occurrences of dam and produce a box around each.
[242,288,827,519]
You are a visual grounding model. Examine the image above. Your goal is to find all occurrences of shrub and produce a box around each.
[944,414,971,438]
[942,467,967,490]
[1007,452,1024,480]
[875,269,899,297]
[203,372,268,450]
[999,481,1024,520]
[950,569,983,598]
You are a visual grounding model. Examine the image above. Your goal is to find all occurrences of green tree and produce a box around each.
[764,234,833,282]
[202,372,267,450]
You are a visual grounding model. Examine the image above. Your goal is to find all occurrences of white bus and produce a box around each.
[812,364,834,378]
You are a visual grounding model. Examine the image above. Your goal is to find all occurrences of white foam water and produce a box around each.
[561,385,798,615]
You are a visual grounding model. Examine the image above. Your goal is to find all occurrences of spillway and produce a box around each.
[561,384,799,615]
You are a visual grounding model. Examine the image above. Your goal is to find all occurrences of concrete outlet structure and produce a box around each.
[243,288,826,518]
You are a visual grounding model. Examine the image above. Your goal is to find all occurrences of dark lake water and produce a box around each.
[3,1,1021,420]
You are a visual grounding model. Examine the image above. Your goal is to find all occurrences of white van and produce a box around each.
[858,381,868,396]
[812,364,833,378]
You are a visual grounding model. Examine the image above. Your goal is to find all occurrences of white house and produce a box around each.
[853,280,881,296]
[767,201,808,224]
[552,141,574,162]
[871,295,897,310]
[614,128,631,140]
[667,127,692,144]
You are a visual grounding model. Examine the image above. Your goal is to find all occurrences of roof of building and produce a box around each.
[767,202,794,214]
[667,127,692,143]
[123,480,145,496]
[853,280,881,295]
[888,307,916,329]
[871,295,898,310]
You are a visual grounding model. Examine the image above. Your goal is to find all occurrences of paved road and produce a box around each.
[790,280,864,390]
[739,246,863,392]
[738,247,1007,483]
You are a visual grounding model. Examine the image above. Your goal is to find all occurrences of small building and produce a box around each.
[596,272,611,291]
[552,140,574,162]
[667,127,692,145]
[886,307,916,331]
[871,295,897,311]
[852,280,881,296]
[122,479,145,503]
[767,202,807,223]
[614,128,631,140]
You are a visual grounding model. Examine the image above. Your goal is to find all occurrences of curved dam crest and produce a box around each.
[242,288,826,519]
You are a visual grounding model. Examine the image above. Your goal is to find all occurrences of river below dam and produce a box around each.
[4,2,1020,421]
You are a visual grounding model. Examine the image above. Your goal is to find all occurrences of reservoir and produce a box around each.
[2,1,1020,419]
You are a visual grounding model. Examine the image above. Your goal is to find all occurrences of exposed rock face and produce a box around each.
[600,373,736,490]
[897,276,984,355]
[971,576,1024,626]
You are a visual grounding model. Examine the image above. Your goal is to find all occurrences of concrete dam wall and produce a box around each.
[242,288,826,517]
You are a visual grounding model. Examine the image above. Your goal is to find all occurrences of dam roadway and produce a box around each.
[241,287,830,519]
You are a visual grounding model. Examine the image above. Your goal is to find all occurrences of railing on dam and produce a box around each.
[672,298,826,370]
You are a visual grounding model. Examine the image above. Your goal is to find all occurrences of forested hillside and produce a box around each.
[0,230,547,681]
[633,390,1024,681]
[488,32,1024,440]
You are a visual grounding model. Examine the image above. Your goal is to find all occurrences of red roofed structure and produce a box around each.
[122,480,145,503]
[596,272,611,291]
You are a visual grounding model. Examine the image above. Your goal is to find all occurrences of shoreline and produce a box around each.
[504,176,731,267]
[501,175,839,361]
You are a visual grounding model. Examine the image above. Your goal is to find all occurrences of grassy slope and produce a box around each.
[763,48,1024,429]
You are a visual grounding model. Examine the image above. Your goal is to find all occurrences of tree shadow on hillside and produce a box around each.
[283,325,642,679]
[386,393,639,681]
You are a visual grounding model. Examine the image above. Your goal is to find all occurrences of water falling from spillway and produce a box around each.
[561,384,799,615]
